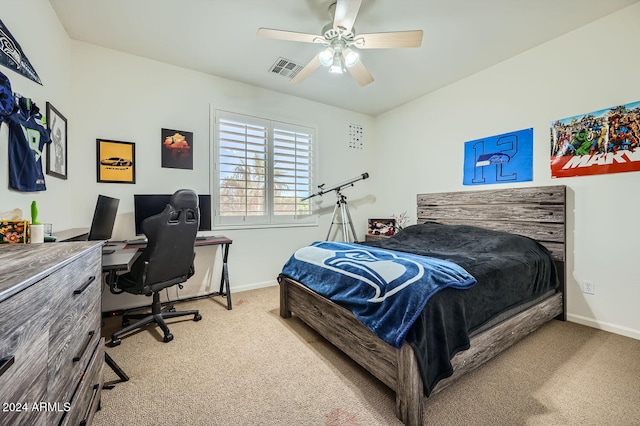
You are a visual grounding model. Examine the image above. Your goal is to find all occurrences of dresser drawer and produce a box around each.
[0,281,49,426]
[47,247,102,407]
[61,338,104,426]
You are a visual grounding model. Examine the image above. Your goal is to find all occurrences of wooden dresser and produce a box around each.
[0,242,104,426]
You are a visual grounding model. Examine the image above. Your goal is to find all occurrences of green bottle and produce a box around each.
[31,200,40,225]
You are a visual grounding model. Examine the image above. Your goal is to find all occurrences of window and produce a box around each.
[213,110,315,228]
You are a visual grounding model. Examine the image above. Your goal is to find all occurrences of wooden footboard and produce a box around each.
[279,276,563,426]
[278,184,567,425]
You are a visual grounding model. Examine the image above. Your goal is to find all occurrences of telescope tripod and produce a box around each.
[326,191,358,243]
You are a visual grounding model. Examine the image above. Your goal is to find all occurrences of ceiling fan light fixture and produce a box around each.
[329,54,345,74]
[258,0,420,86]
[343,48,359,67]
[319,47,335,66]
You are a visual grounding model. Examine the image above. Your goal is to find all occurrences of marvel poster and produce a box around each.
[550,101,640,178]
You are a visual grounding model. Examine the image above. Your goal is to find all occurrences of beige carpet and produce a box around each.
[96,286,640,425]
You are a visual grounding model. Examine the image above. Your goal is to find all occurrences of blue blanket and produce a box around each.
[281,241,476,348]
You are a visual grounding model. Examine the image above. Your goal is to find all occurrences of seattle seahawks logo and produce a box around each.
[294,243,424,303]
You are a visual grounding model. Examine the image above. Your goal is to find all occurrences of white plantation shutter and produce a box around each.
[273,125,312,217]
[214,110,315,227]
[217,114,268,222]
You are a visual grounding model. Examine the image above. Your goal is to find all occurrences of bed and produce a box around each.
[278,185,566,425]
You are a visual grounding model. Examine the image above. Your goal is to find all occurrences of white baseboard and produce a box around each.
[567,314,640,341]
[231,280,278,294]
[102,280,279,314]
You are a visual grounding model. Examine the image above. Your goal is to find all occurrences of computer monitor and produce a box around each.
[87,195,120,241]
[133,194,212,236]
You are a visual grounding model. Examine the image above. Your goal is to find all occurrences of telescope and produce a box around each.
[301,172,369,201]
[302,172,369,243]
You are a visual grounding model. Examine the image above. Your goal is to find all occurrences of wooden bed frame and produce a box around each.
[279,185,566,425]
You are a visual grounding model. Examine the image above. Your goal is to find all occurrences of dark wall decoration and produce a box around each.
[0,19,42,84]
[46,102,67,180]
[161,128,193,170]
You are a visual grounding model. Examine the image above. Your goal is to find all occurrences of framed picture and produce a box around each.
[96,139,136,184]
[161,128,193,170]
[367,218,396,236]
[45,102,67,180]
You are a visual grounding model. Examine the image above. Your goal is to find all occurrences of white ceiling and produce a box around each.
[49,0,639,116]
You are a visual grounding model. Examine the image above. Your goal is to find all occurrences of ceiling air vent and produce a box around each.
[268,57,303,80]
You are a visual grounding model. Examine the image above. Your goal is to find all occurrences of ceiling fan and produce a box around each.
[257,0,423,87]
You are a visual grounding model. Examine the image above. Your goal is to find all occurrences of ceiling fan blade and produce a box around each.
[333,0,362,33]
[355,30,424,49]
[257,28,321,44]
[291,54,322,84]
[346,60,374,87]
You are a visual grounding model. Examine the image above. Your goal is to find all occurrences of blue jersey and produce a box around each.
[0,97,51,191]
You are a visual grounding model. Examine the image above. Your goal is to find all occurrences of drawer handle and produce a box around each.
[74,276,96,295]
[0,355,15,377]
[73,330,95,362]
[79,384,101,426]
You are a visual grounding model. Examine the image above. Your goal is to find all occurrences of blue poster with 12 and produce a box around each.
[463,128,533,185]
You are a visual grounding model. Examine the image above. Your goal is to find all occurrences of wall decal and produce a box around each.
[349,123,363,149]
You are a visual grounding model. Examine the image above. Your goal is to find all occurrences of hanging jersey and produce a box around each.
[0,71,14,116]
[0,98,51,191]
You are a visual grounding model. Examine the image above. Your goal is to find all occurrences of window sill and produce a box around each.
[212,222,318,231]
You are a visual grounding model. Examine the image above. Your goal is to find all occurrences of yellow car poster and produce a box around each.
[96,139,136,183]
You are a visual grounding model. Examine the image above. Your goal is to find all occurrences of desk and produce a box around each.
[54,227,89,241]
[102,242,140,300]
[120,235,234,310]
[55,228,233,309]
[103,242,139,271]
[98,243,136,386]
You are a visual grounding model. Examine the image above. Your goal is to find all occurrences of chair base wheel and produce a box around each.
[163,333,174,343]
[194,313,202,321]
[110,338,121,347]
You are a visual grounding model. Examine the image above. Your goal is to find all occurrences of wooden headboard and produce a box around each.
[416,185,566,262]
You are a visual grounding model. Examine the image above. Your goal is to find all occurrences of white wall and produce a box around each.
[1,0,375,311]
[0,0,72,215]
[69,42,375,310]
[369,3,640,340]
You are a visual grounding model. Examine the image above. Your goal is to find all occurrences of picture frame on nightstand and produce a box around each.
[367,218,396,238]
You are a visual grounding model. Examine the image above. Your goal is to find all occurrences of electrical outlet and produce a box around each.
[583,281,595,295]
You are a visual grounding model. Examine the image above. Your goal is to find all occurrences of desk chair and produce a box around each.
[109,189,202,346]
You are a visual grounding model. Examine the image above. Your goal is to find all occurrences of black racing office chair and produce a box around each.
[109,189,202,346]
